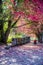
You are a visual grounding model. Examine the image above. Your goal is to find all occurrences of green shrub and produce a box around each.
[7,33,26,43]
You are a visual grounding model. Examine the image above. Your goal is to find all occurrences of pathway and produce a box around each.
[0,43,43,65]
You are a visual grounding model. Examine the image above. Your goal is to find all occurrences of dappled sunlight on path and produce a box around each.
[0,43,43,65]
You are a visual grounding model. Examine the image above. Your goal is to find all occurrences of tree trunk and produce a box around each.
[4,28,11,45]
[4,20,12,45]
[38,33,43,43]
[0,0,5,45]
[36,33,43,43]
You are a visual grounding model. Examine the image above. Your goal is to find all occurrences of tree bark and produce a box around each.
[36,33,42,43]
[0,0,5,44]
[4,20,12,44]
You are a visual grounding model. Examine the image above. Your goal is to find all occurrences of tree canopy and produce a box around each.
[0,0,43,44]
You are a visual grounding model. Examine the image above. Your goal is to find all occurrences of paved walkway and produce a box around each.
[0,43,43,65]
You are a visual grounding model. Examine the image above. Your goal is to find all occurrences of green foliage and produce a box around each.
[2,1,11,20]
[18,0,24,3]
[7,33,26,43]
[3,22,8,32]
[7,36,12,43]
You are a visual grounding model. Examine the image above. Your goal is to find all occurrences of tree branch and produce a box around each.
[13,22,32,28]
[13,17,32,28]
[11,16,21,28]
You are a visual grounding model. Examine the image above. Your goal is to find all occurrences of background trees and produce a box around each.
[0,0,43,44]
[24,0,43,43]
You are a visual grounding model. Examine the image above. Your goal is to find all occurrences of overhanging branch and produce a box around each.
[11,16,21,28]
[13,22,32,28]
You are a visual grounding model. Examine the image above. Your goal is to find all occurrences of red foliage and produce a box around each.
[10,0,15,5]
[27,15,39,21]
[10,0,14,3]
[13,11,25,18]
[10,0,43,22]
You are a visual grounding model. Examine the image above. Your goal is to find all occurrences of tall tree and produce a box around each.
[0,0,21,44]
